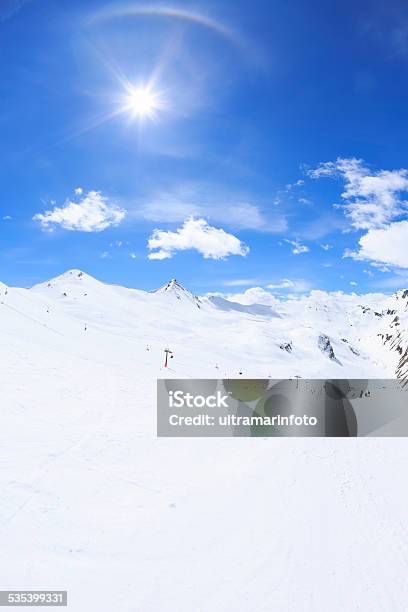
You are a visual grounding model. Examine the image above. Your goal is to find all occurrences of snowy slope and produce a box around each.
[1,271,408,611]
[377,290,408,387]
[19,268,399,379]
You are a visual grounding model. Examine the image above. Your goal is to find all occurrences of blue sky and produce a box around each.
[2,0,408,295]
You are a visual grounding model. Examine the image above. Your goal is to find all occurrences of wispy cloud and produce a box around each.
[221,278,260,287]
[33,190,126,232]
[267,278,312,292]
[309,157,408,269]
[147,217,249,260]
[1,0,32,22]
[132,184,287,233]
[309,157,408,230]
[284,238,309,254]
[285,179,305,190]
[297,212,347,240]
[369,269,408,289]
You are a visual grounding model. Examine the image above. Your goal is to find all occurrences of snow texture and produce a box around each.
[1,269,408,611]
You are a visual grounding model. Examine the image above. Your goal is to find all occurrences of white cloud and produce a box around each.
[218,279,311,305]
[320,243,332,251]
[74,187,83,196]
[218,279,312,306]
[285,179,305,190]
[34,190,126,232]
[2,215,12,221]
[309,157,408,230]
[222,278,259,287]
[350,281,358,286]
[267,279,312,292]
[267,279,295,289]
[284,238,309,254]
[147,217,249,260]
[345,220,408,268]
[221,287,281,307]
[370,262,391,272]
[298,197,312,205]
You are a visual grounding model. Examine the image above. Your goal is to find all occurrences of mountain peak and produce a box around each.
[154,278,201,308]
[31,269,102,294]
[155,278,185,293]
[394,288,408,301]
[385,288,408,314]
[38,269,90,284]
[58,269,91,280]
[162,278,180,289]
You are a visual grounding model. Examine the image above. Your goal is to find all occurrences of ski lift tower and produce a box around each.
[164,348,173,368]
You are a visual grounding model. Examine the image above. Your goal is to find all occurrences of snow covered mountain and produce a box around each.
[1,269,408,611]
[377,289,408,387]
[0,268,405,379]
[153,277,202,308]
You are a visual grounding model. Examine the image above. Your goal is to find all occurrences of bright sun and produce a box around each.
[125,86,162,120]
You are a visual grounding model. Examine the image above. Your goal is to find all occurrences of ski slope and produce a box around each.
[0,270,407,611]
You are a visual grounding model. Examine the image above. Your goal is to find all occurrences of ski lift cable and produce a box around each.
[0,301,219,379]
[0,300,65,337]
